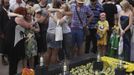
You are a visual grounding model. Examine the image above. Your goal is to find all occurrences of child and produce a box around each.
[109,24,120,57]
[97,12,109,56]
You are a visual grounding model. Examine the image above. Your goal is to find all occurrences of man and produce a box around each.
[33,0,48,56]
[70,0,94,56]
[85,0,103,54]
[33,0,49,66]
[0,0,10,65]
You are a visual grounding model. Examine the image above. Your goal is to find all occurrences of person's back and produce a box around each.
[102,0,117,51]
[0,2,10,65]
[103,1,117,28]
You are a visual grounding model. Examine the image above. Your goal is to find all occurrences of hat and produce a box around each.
[76,0,85,3]
[33,4,42,13]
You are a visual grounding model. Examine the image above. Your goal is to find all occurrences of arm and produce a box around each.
[31,23,40,32]
[49,14,57,23]
[0,11,3,34]
[63,11,73,16]
[118,12,123,32]
[50,13,68,25]
[35,15,46,23]
[15,17,32,29]
[114,4,118,25]
[8,12,23,18]
[87,7,94,27]
[59,16,69,25]
[114,14,118,25]
[35,11,49,23]
[105,21,109,31]
[104,21,109,32]
[88,14,94,25]
[124,11,133,32]
[48,8,60,12]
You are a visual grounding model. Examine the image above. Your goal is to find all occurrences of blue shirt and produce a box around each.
[88,2,103,29]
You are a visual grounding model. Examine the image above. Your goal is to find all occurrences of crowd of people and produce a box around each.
[0,0,134,75]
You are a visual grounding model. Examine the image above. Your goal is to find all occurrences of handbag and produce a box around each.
[55,20,63,41]
[75,6,90,36]
[118,37,123,56]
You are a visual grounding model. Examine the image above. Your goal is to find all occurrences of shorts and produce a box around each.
[71,29,84,48]
[46,33,62,49]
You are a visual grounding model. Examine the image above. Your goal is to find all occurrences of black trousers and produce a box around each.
[8,57,19,75]
[7,39,25,75]
[85,29,97,54]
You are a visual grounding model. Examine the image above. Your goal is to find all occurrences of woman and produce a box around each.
[118,0,133,61]
[45,1,62,68]
[23,7,40,69]
[4,7,35,75]
[58,3,72,60]
[128,0,134,62]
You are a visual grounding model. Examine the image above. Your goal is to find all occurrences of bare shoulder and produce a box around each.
[128,10,133,16]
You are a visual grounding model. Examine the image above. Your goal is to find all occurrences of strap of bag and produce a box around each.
[75,5,83,25]
[74,2,90,36]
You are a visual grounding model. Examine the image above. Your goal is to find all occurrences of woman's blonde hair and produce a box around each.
[120,0,133,12]
[61,3,70,12]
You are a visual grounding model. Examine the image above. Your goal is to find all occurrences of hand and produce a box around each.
[30,26,35,31]
[58,9,64,12]
[32,21,37,25]
[48,8,59,12]
[120,30,125,36]
[83,25,88,29]
[0,33,4,39]
[58,9,65,15]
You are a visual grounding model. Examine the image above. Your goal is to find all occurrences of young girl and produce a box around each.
[97,12,109,56]
[109,24,120,57]
[58,3,72,60]
[45,1,62,69]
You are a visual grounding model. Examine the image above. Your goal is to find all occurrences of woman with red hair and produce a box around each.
[4,7,36,75]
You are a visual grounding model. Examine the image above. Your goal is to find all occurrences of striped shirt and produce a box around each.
[70,4,94,29]
[88,2,103,29]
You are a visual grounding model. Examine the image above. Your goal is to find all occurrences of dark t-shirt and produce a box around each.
[4,17,25,59]
[103,3,117,27]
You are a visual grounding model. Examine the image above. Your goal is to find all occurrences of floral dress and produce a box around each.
[25,29,37,58]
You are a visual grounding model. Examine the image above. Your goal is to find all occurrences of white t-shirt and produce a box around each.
[116,4,122,14]
[9,0,26,12]
[47,13,57,34]
[62,16,71,33]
